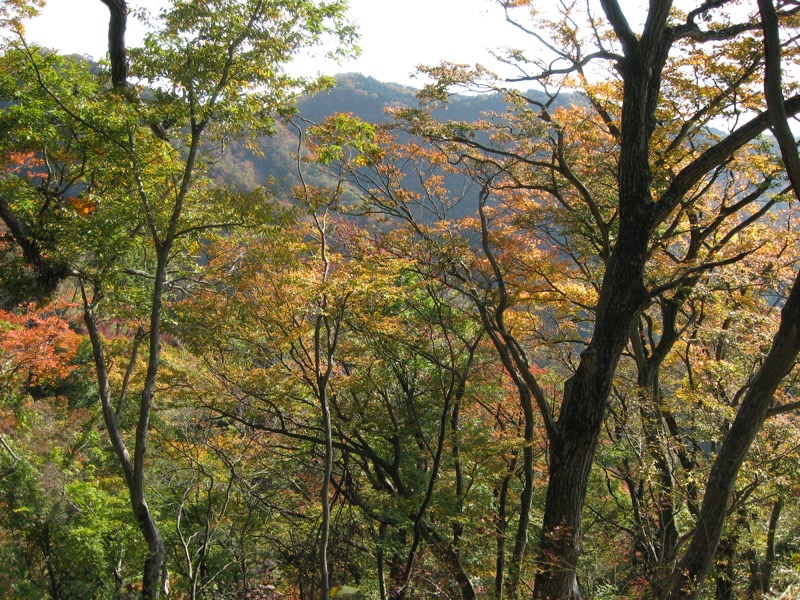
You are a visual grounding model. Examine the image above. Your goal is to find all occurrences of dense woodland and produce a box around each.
[1,1,800,599]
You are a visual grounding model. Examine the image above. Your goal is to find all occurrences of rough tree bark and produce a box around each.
[532,2,670,595]
[98,0,127,88]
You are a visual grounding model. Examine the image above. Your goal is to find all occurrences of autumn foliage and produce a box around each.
[0,304,81,390]
[2,1,800,599]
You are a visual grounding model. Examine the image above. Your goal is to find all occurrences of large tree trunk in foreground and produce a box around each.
[532,13,664,588]
[533,221,652,598]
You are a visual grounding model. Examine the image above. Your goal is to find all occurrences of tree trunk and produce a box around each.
[714,536,735,600]
[84,301,167,600]
[420,522,476,600]
[319,377,333,600]
[532,1,673,589]
[495,471,513,599]
[375,523,389,600]
[388,547,406,600]
[533,204,653,598]
[761,499,783,595]
[629,299,687,590]
[98,0,128,88]
[43,523,62,600]
[665,0,800,593]
[141,514,167,600]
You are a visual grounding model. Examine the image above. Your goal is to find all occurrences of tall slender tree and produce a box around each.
[0,2,356,597]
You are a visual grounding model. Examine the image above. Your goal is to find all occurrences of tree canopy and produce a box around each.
[1,1,799,599]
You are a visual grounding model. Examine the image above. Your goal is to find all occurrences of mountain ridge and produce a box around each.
[213,71,566,192]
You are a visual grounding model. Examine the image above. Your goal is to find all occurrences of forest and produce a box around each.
[1,1,800,599]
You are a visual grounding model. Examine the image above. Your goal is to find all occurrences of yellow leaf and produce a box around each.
[330,584,361,597]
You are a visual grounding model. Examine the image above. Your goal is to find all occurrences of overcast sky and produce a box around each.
[25,0,532,87]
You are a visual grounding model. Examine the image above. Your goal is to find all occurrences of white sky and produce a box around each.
[24,0,531,87]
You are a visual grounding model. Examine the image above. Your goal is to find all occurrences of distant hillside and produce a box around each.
[297,72,518,124]
[297,73,420,123]
[211,73,565,196]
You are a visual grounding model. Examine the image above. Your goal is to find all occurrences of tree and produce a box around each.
[3,0,800,597]
[0,1,356,597]
[665,0,800,594]
[306,2,800,597]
